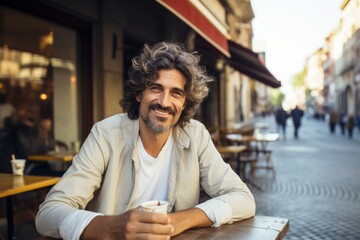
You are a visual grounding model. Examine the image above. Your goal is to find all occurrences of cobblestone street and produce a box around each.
[252,116,360,239]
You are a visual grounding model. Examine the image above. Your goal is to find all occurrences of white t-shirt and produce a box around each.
[130,132,173,208]
[59,133,174,240]
[59,131,230,240]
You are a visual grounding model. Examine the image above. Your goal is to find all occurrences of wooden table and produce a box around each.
[172,215,289,240]
[227,133,280,145]
[0,174,60,240]
[216,145,262,190]
[37,215,289,240]
[27,152,73,162]
[216,145,247,173]
[216,145,247,155]
[27,152,74,173]
[227,133,279,170]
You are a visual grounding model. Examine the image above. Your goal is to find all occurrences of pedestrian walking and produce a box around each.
[347,114,355,139]
[275,106,288,140]
[291,105,304,139]
[329,109,338,134]
[339,111,347,136]
[356,111,360,133]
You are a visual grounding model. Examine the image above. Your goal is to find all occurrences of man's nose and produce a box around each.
[158,91,171,107]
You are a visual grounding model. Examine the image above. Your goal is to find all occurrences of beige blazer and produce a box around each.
[36,114,255,238]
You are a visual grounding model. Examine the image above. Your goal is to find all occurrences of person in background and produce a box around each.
[36,42,255,239]
[356,111,360,133]
[275,105,288,140]
[329,109,338,134]
[339,111,347,136]
[291,105,304,139]
[346,113,355,139]
[33,118,55,154]
[0,114,55,173]
[0,93,16,140]
[25,118,58,175]
[0,112,36,173]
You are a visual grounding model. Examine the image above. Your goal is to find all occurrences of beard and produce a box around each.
[143,103,177,133]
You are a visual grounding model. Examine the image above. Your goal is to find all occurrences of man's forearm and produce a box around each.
[81,215,110,239]
[168,208,212,236]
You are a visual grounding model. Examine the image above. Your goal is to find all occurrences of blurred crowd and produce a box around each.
[327,109,359,139]
[272,104,360,140]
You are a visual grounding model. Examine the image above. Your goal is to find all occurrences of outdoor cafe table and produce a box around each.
[216,145,247,173]
[0,173,60,240]
[216,144,263,190]
[172,215,289,240]
[27,152,73,163]
[27,152,74,172]
[226,133,280,148]
[226,133,280,170]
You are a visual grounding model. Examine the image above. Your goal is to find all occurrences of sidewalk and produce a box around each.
[250,115,360,239]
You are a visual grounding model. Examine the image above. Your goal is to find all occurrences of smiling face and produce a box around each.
[137,69,187,134]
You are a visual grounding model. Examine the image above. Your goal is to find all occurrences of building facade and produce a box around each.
[0,0,280,147]
[305,0,360,117]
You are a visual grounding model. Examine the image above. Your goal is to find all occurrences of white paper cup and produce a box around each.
[11,159,26,176]
[141,200,169,214]
[13,175,25,187]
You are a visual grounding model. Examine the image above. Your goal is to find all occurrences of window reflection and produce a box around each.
[0,6,80,149]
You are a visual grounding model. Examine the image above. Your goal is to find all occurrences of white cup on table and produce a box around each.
[141,200,169,214]
[11,159,26,176]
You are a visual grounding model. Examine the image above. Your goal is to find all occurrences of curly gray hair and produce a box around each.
[120,42,213,127]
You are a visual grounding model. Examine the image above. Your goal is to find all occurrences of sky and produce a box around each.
[251,0,343,96]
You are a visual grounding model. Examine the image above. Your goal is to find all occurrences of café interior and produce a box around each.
[0,6,81,151]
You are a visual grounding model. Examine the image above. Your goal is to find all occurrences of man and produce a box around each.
[328,109,338,134]
[291,105,304,139]
[0,93,15,140]
[36,42,255,239]
[0,114,55,173]
[275,106,288,140]
[356,111,360,133]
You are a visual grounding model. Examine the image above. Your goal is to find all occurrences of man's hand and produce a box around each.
[81,208,174,239]
[168,208,212,236]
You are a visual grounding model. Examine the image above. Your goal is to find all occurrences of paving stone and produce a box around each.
[251,117,360,239]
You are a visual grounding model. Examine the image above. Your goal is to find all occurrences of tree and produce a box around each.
[270,89,285,108]
[292,67,307,89]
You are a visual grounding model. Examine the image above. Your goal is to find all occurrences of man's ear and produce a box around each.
[136,94,141,102]
[182,102,186,110]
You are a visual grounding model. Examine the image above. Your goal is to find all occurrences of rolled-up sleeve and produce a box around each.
[59,210,103,240]
[196,198,232,227]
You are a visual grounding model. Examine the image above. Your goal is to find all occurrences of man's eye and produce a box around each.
[172,91,184,98]
[149,86,161,92]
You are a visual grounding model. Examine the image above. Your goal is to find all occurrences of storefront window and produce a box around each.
[0,6,80,148]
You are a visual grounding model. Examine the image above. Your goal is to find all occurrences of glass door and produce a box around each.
[0,6,81,149]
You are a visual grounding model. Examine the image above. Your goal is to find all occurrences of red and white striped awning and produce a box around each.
[156,0,280,88]
[156,0,230,57]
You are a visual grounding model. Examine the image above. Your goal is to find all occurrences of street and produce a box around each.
[252,116,360,239]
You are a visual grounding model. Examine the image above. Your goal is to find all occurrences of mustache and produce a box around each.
[149,103,176,115]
